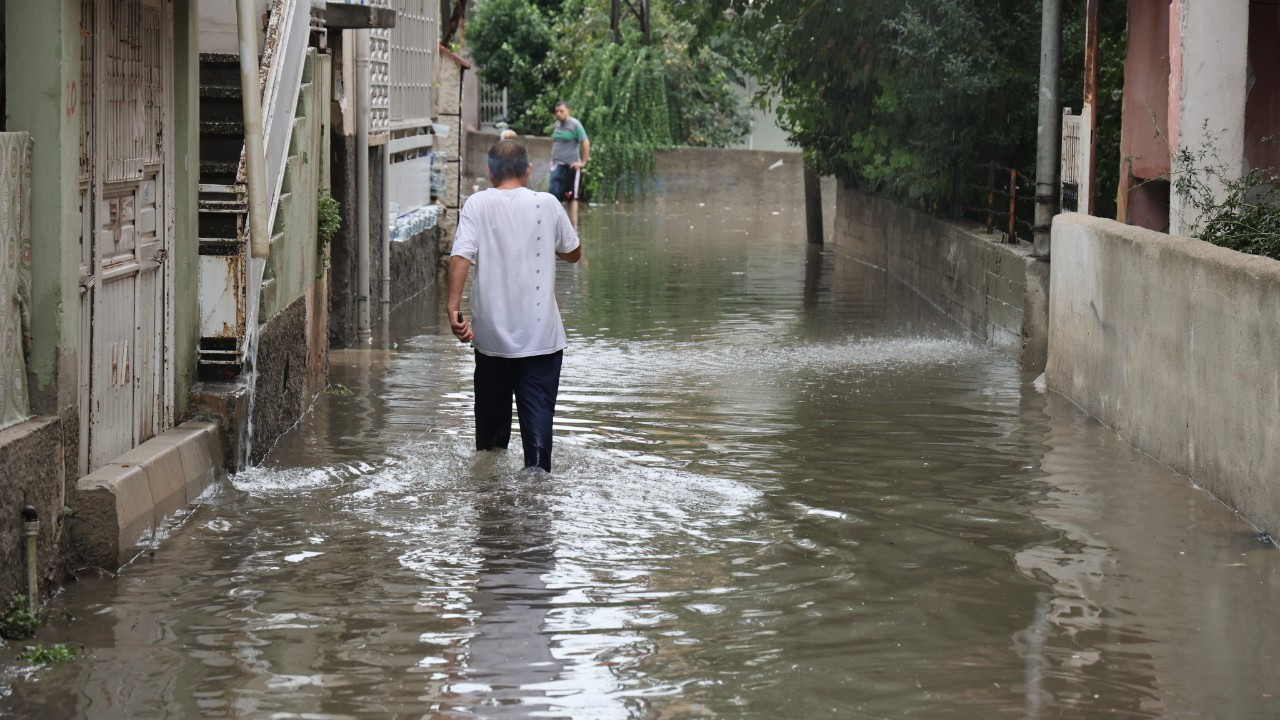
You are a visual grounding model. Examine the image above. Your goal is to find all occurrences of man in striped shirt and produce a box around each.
[549,101,589,226]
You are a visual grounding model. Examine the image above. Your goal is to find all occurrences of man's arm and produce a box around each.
[556,247,581,264]
[572,137,590,170]
[446,255,474,342]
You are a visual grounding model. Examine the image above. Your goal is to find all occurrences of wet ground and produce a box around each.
[3,196,1279,718]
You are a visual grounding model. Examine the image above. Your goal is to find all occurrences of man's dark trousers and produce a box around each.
[474,350,563,472]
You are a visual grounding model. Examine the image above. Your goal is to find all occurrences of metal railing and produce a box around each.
[255,0,312,238]
[957,161,1037,244]
[388,0,436,131]
[479,82,508,126]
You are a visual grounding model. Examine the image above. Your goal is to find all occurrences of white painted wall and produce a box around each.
[198,0,270,55]
[1169,0,1250,236]
[730,79,795,153]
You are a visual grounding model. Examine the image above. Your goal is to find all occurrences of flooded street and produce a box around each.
[4,197,1279,718]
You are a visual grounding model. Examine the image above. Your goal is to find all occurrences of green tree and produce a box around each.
[468,0,751,198]
[679,0,1128,216]
[466,0,556,134]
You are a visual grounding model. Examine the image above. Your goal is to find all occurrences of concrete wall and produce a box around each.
[173,0,202,422]
[0,419,63,600]
[466,129,815,207]
[251,51,331,463]
[834,187,1050,370]
[1047,213,1280,531]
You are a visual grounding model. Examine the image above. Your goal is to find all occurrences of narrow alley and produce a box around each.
[3,197,1276,718]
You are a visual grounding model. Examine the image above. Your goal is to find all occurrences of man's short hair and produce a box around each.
[487,140,529,182]
[554,100,569,110]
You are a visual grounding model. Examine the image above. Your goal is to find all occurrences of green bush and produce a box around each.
[1174,140,1280,259]
[19,643,79,664]
[467,0,556,135]
[317,188,341,244]
[1,594,40,640]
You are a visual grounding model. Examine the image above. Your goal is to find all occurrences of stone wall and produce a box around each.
[1047,213,1280,530]
[834,187,1049,369]
[0,418,63,598]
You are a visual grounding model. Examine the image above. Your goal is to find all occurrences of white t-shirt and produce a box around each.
[450,187,580,358]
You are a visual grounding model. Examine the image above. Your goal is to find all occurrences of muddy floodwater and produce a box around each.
[4,197,1280,719]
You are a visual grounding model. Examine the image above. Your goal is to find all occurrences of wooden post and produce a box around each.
[986,161,995,234]
[1009,168,1018,243]
[804,162,823,245]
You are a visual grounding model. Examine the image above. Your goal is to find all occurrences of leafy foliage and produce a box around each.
[467,0,557,134]
[317,188,341,244]
[569,42,672,200]
[468,0,751,197]
[678,0,1128,215]
[1,594,39,640]
[1174,140,1280,259]
[18,643,79,664]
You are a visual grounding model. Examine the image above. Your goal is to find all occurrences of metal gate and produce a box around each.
[78,0,174,474]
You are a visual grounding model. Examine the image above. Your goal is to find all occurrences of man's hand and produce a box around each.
[447,256,473,343]
[570,161,585,170]
[448,308,473,344]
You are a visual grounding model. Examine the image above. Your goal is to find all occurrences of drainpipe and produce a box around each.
[236,0,270,260]
[381,149,392,319]
[1032,0,1063,260]
[355,29,373,340]
[21,506,38,603]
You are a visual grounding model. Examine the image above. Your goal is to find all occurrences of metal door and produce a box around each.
[79,0,174,474]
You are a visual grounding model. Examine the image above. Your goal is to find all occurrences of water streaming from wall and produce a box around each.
[235,256,267,471]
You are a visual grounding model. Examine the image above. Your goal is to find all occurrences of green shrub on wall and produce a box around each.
[1174,142,1280,260]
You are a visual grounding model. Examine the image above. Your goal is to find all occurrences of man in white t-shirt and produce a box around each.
[447,140,582,473]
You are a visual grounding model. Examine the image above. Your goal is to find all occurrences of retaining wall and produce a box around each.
[465,130,816,207]
[1047,214,1280,530]
[834,187,1049,369]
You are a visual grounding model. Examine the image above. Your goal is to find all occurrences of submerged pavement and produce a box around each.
[2,197,1278,718]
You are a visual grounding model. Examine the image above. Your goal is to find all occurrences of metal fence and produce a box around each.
[956,161,1037,244]
[479,82,508,126]
[388,0,436,131]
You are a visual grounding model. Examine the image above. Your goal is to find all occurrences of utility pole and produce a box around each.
[442,0,468,46]
[611,0,651,44]
[1033,0,1063,259]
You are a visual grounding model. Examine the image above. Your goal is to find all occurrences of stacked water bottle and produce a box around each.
[389,203,442,243]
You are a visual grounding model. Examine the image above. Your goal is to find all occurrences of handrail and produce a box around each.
[241,0,310,252]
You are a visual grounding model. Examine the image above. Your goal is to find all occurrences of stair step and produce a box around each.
[200,120,245,136]
[201,133,245,164]
[198,211,240,239]
[199,53,246,87]
[199,182,244,195]
[195,194,245,208]
[200,85,242,100]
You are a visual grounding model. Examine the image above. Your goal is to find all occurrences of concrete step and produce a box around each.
[199,53,244,87]
[71,422,225,569]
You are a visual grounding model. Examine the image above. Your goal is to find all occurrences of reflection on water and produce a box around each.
[3,197,1279,718]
